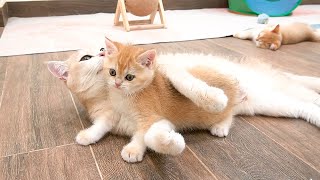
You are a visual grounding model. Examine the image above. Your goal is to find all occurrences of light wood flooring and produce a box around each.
[0,37,320,179]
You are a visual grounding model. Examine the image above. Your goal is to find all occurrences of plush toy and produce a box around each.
[257,13,269,24]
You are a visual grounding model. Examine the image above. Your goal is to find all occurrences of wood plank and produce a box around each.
[6,0,228,18]
[91,135,216,180]
[211,37,320,76]
[0,57,7,81]
[8,1,49,17]
[0,2,8,27]
[162,0,228,10]
[0,27,3,37]
[244,116,320,170]
[0,53,82,157]
[185,118,320,179]
[0,144,101,180]
[47,0,118,16]
[277,41,320,64]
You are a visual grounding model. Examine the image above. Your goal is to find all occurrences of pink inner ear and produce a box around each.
[105,37,118,55]
[47,61,68,80]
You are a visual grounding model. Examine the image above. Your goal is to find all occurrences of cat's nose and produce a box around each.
[115,82,121,87]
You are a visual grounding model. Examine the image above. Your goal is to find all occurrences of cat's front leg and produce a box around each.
[233,29,255,40]
[162,66,228,113]
[121,131,147,163]
[76,113,116,146]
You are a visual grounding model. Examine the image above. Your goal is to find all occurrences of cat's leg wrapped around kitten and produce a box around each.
[159,65,229,113]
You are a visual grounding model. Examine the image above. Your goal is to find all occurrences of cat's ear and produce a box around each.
[137,49,156,69]
[105,37,118,55]
[271,24,280,34]
[47,61,69,81]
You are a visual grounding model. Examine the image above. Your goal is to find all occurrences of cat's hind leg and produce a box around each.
[162,66,228,113]
[283,72,320,93]
[240,92,320,127]
[144,120,186,155]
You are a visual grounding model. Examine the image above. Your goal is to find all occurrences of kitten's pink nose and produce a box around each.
[115,79,122,88]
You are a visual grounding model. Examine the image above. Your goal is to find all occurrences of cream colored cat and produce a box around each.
[48,40,320,163]
[47,48,236,163]
[233,22,320,50]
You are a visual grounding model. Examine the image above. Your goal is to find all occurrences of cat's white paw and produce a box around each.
[210,122,231,137]
[145,128,185,156]
[76,129,98,146]
[233,32,239,37]
[270,44,279,51]
[197,88,228,113]
[121,143,145,163]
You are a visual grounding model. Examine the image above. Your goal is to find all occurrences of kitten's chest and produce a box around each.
[109,91,134,115]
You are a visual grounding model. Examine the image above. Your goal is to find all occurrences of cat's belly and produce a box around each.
[110,115,137,136]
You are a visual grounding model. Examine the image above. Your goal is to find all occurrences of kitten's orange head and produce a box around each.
[255,24,281,50]
[103,38,157,95]
[47,49,105,93]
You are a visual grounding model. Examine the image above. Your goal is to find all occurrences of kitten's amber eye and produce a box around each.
[80,55,93,61]
[125,74,135,81]
[109,69,116,76]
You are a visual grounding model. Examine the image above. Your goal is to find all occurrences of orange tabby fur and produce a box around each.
[234,22,320,50]
[104,42,239,133]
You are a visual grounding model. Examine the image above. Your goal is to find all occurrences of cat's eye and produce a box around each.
[125,74,135,81]
[109,69,116,76]
[100,48,105,52]
[80,55,93,61]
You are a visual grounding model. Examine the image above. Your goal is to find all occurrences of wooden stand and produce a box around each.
[114,0,166,32]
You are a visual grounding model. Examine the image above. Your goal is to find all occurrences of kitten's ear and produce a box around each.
[137,49,156,69]
[272,24,280,34]
[47,61,69,81]
[105,37,118,55]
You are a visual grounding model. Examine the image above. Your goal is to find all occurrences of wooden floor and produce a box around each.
[0,37,319,180]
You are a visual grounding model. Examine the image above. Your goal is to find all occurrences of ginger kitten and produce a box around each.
[103,39,240,161]
[234,22,320,50]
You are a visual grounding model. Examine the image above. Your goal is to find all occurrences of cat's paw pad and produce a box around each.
[200,88,228,113]
[146,129,185,156]
[76,129,97,146]
[121,143,145,163]
[210,125,230,137]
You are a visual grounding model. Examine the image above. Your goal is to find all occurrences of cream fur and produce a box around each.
[47,50,320,163]
[157,53,320,127]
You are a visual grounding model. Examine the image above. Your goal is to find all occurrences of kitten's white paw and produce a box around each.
[145,128,185,155]
[270,44,279,51]
[76,129,98,146]
[121,143,145,163]
[210,123,231,137]
[197,88,228,113]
